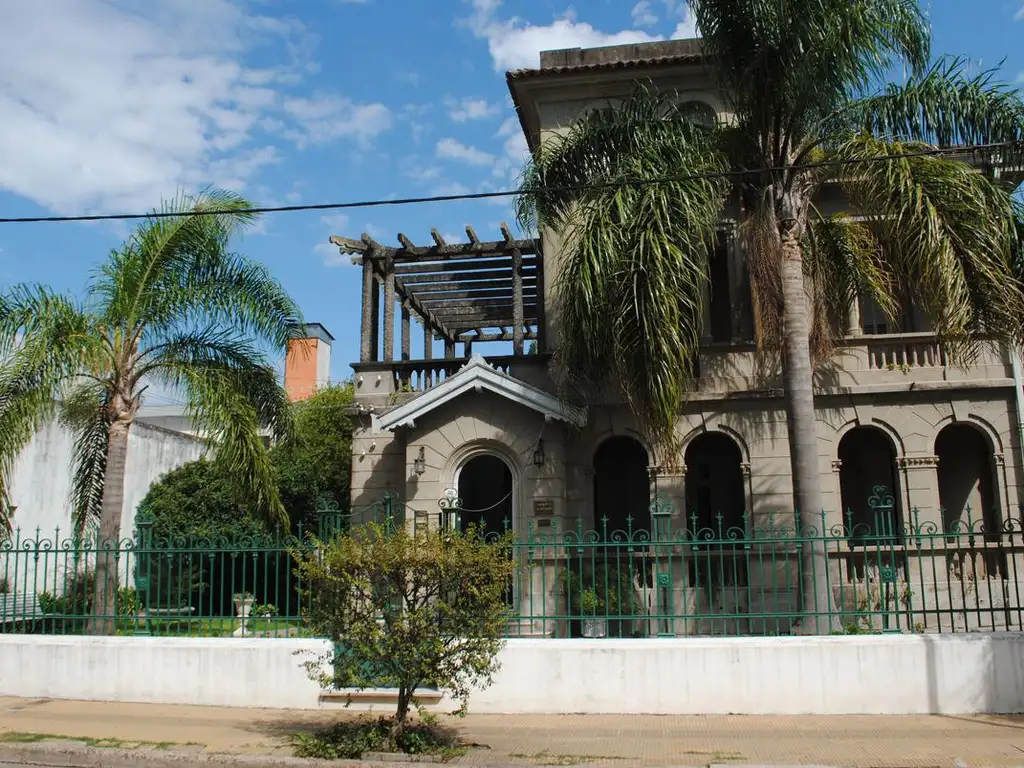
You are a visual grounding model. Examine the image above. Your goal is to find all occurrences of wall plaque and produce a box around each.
[533,499,555,517]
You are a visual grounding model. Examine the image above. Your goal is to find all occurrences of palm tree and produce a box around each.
[0,189,303,633]
[517,0,1024,632]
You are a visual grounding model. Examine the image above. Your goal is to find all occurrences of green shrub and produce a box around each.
[292,717,463,760]
[294,522,515,729]
[251,602,277,618]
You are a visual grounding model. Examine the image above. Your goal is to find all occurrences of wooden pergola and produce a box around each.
[330,224,544,363]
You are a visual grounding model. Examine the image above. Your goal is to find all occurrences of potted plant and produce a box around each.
[559,556,642,638]
[579,588,606,638]
[234,591,254,618]
[250,602,278,627]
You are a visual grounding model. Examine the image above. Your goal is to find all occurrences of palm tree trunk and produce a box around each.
[779,226,836,634]
[87,418,130,635]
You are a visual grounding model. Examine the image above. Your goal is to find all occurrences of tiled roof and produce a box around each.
[506,52,704,81]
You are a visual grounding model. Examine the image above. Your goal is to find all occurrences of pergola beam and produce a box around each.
[415,287,539,302]
[329,233,539,262]
[394,258,538,278]
[328,223,544,356]
[457,329,539,342]
[408,277,536,294]
[366,257,457,345]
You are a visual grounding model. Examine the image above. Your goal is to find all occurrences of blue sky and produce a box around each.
[0,0,1021,394]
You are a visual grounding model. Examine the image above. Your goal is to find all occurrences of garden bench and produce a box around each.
[0,592,48,629]
[140,605,195,634]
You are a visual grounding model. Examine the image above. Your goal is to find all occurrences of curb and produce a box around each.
[0,742,470,768]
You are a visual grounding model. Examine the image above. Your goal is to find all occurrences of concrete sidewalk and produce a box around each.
[2,697,1024,767]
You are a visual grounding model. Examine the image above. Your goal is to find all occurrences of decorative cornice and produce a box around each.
[648,464,686,479]
[897,456,939,469]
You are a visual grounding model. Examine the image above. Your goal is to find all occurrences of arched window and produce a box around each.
[592,436,651,538]
[677,100,717,127]
[456,454,513,535]
[837,426,902,543]
[684,432,745,539]
[935,424,999,534]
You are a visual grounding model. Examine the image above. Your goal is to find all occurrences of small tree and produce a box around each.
[295,521,515,731]
[272,383,355,532]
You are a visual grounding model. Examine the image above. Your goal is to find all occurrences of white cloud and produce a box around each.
[1016,3,1024,20]
[632,1,659,28]
[0,0,389,215]
[315,241,350,268]
[444,96,501,122]
[435,181,472,196]
[436,138,496,166]
[496,117,519,137]
[321,213,351,232]
[465,0,661,71]
[280,96,392,146]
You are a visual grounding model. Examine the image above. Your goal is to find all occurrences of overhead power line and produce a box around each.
[0,140,1019,225]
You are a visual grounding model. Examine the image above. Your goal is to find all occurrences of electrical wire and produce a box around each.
[0,140,1019,225]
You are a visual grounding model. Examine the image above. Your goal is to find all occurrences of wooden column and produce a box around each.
[400,303,411,361]
[370,279,380,362]
[512,247,524,355]
[535,251,547,353]
[383,259,396,362]
[423,324,433,360]
[360,257,376,362]
[444,339,456,359]
[464,339,473,358]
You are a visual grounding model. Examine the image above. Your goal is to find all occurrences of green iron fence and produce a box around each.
[2,490,1022,638]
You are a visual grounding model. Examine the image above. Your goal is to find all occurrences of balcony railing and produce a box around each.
[861,333,948,371]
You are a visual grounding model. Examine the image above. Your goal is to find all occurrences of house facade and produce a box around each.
[338,39,1024,637]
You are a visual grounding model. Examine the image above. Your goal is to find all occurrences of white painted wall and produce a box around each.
[8,419,207,541]
[1,635,1022,715]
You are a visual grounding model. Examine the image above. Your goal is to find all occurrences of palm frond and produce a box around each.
[517,87,729,449]
[92,188,259,332]
[837,134,1024,359]
[60,385,110,540]
[158,359,289,524]
[139,328,293,443]
[691,0,930,159]
[142,253,303,352]
[0,287,101,518]
[804,213,898,352]
[835,57,1024,149]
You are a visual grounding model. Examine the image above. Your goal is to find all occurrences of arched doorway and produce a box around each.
[684,432,746,538]
[684,432,748,619]
[935,424,999,534]
[456,454,513,536]
[586,435,651,638]
[592,436,651,537]
[838,427,902,542]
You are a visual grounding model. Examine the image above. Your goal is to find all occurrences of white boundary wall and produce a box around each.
[2,634,1023,715]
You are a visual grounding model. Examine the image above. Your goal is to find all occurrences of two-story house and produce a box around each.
[332,38,1024,637]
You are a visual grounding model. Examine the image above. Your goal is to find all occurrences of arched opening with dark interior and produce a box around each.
[592,436,651,538]
[935,424,1000,535]
[838,426,902,542]
[456,454,513,536]
[684,432,748,600]
[582,435,652,638]
[684,432,746,539]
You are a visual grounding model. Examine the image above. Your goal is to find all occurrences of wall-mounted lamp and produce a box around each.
[532,439,546,468]
[412,446,426,476]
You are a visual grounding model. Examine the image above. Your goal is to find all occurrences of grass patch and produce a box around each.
[292,717,468,761]
[0,732,185,750]
[510,751,625,766]
[679,750,745,763]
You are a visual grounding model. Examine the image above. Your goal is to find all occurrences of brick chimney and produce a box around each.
[284,323,334,401]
